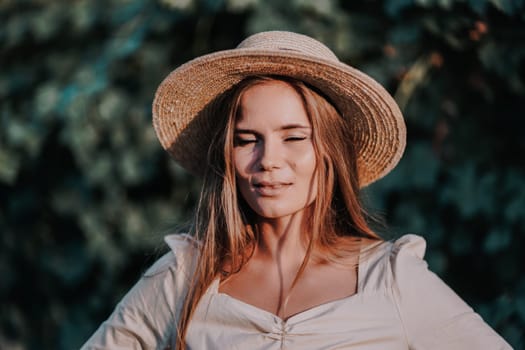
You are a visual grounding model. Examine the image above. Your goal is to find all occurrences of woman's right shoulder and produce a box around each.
[143,233,201,278]
[80,234,201,349]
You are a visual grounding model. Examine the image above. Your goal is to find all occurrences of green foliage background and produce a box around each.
[1,0,524,348]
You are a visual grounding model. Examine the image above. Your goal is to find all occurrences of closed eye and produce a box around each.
[285,136,307,142]
[234,137,257,146]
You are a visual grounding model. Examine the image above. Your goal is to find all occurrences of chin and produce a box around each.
[251,202,313,221]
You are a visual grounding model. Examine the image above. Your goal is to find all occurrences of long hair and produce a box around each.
[175,76,382,349]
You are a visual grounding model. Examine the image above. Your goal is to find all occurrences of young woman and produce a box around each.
[82,31,511,349]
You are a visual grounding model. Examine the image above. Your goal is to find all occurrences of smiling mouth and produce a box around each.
[252,182,292,196]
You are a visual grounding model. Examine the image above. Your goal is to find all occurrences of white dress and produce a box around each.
[81,234,512,349]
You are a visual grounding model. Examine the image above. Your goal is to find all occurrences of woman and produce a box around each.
[82,31,511,349]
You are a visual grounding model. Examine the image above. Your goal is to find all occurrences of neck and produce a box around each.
[254,212,309,264]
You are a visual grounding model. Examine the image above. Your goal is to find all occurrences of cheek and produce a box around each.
[297,146,317,177]
[301,148,318,199]
[233,153,252,195]
[233,148,254,175]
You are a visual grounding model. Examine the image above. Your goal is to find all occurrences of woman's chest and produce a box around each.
[185,287,407,350]
[218,260,359,321]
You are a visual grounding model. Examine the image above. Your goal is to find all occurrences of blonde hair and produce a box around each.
[175,76,382,348]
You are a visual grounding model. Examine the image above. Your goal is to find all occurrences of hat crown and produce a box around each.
[236,31,339,62]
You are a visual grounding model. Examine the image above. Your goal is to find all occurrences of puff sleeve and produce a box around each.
[81,234,198,350]
[391,234,512,350]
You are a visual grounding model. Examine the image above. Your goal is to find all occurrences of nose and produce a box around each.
[257,138,282,171]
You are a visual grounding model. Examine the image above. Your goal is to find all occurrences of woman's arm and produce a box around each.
[81,252,180,349]
[390,235,512,350]
[81,234,198,350]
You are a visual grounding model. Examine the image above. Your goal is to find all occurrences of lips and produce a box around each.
[252,181,292,196]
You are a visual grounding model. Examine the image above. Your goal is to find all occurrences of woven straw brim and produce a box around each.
[153,49,406,187]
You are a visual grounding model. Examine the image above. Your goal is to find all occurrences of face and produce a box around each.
[233,80,318,220]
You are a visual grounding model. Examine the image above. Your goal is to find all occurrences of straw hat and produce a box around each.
[152,31,406,187]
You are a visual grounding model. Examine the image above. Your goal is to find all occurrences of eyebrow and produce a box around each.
[235,124,311,134]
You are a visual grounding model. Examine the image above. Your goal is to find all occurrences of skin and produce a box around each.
[219,81,358,320]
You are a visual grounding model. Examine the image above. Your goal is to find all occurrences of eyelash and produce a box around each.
[285,136,307,142]
[235,138,256,146]
[234,136,308,147]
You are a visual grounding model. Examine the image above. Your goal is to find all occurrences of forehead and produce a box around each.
[236,80,311,128]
